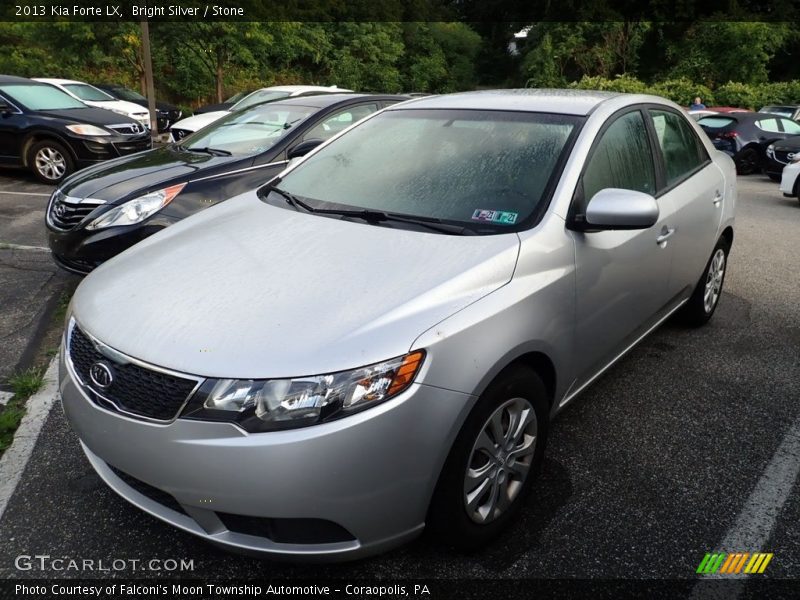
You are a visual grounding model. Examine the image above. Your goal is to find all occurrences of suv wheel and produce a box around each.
[679,237,730,327]
[28,140,74,183]
[427,365,549,550]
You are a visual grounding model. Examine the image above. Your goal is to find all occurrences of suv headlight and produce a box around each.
[65,124,111,136]
[182,351,425,432]
[766,144,775,158]
[85,183,186,229]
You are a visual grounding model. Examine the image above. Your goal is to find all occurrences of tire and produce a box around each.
[678,237,731,327]
[28,139,74,184]
[734,147,760,175]
[427,364,549,550]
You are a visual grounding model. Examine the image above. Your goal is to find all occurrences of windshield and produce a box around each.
[698,116,736,129]
[760,106,793,119]
[274,109,581,231]
[112,87,146,102]
[0,84,86,110]
[64,83,114,102]
[232,90,291,111]
[180,102,314,156]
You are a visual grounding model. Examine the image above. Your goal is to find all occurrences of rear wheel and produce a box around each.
[427,365,549,550]
[678,237,730,327]
[28,139,74,183]
[734,147,760,175]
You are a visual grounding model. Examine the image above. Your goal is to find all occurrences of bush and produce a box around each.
[650,78,715,107]
[570,74,649,94]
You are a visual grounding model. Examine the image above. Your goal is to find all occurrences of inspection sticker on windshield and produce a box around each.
[471,209,518,224]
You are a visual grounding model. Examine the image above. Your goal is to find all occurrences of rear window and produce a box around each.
[697,117,736,129]
[760,106,794,119]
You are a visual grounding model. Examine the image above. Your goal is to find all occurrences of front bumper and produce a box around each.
[780,162,800,196]
[59,350,472,560]
[70,133,152,167]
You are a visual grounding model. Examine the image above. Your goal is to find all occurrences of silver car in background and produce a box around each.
[59,89,736,560]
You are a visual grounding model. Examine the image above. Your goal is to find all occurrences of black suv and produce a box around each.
[93,83,182,132]
[0,75,151,183]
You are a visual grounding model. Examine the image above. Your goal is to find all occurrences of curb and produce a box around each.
[0,355,59,521]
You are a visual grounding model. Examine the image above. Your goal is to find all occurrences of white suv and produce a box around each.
[780,157,800,202]
[34,78,150,129]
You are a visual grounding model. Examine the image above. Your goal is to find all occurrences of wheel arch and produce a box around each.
[21,130,77,167]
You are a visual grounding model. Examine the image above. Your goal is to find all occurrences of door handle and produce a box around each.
[713,191,722,206]
[656,227,675,245]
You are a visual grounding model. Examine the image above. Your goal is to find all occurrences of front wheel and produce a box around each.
[734,147,760,175]
[427,365,549,550]
[28,139,74,184]
[678,237,730,327]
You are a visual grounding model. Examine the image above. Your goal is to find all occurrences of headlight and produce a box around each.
[65,124,111,136]
[790,153,800,163]
[766,144,775,158]
[110,108,128,116]
[182,351,425,432]
[85,183,186,229]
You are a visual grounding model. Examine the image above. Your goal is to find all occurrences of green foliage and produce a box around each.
[570,74,649,94]
[0,403,24,453]
[7,366,45,400]
[650,78,715,106]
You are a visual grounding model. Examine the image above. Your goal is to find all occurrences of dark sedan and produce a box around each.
[765,135,800,181]
[46,93,407,274]
[0,75,151,183]
[93,83,182,132]
[697,112,800,175]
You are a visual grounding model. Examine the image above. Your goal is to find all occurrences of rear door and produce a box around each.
[647,108,722,299]
[0,92,24,164]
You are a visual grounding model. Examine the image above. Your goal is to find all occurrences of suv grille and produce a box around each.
[108,123,144,136]
[774,150,795,164]
[68,322,200,421]
[48,192,104,231]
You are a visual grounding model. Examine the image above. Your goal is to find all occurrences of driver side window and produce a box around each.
[582,110,656,204]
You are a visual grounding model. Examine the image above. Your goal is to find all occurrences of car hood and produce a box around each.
[37,107,140,127]
[72,194,520,379]
[84,99,149,116]
[60,145,241,202]
[170,111,229,133]
[773,135,800,152]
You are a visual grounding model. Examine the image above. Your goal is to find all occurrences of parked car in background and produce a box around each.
[706,106,750,114]
[765,135,800,181]
[759,105,800,122]
[697,112,800,175]
[93,83,182,132]
[47,93,406,274]
[59,89,735,560]
[34,78,150,130]
[0,75,150,183]
[169,85,352,141]
[779,152,800,202]
[194,90,254,114]
[688,109,719,120]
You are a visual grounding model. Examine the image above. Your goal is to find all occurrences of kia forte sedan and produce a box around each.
[46,94,404,274]
[60,90,736,560]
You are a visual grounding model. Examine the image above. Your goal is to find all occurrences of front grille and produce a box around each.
[217,513,356,544]
[68,323,199,421]
[108,123,144,136]
[170,128,190,141]
[774,150,795,164]
[108,465,187,516]
[48,192,103,231]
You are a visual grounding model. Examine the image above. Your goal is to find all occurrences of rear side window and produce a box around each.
[303,104,378,141]
[582,110,655,201]
[755,119,781,133]
[698,117,735,129]
[650,110,708,187]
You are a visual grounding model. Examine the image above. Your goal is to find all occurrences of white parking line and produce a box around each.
[0,243,49,252]
[0,357,59,521]
[0,190,51,197]
[691,417,800,597]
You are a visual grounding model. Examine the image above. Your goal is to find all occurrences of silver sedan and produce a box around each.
[59,89,736,560]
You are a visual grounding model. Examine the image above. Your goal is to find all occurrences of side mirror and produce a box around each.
[0,103,11,116]
[287,138,323,159]
[583,188,659,230]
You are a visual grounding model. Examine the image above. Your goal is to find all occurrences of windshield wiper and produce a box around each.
[271,187,470,235]
[184,146,232,156]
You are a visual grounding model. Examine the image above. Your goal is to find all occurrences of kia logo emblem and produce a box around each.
[89,362,114,389]
[789,152,796,160]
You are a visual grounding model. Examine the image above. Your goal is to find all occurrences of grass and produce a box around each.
[53,292,71,322]
[0,366,46,453]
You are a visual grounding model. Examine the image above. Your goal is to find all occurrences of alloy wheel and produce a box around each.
[463,397,537,524]
[704,248,726,313]
[35,147,67,181]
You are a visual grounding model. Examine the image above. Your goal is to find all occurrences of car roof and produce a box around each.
[250,93,409,109]
[761,104,800,109]
[263,85,351,93]
[389,89,623,116]
[0,75,40,85]
[33,77,85,86]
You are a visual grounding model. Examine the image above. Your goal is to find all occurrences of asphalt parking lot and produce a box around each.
[0,173,798,592]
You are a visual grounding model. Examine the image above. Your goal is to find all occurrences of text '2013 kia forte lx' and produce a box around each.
[59,90,736,561]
